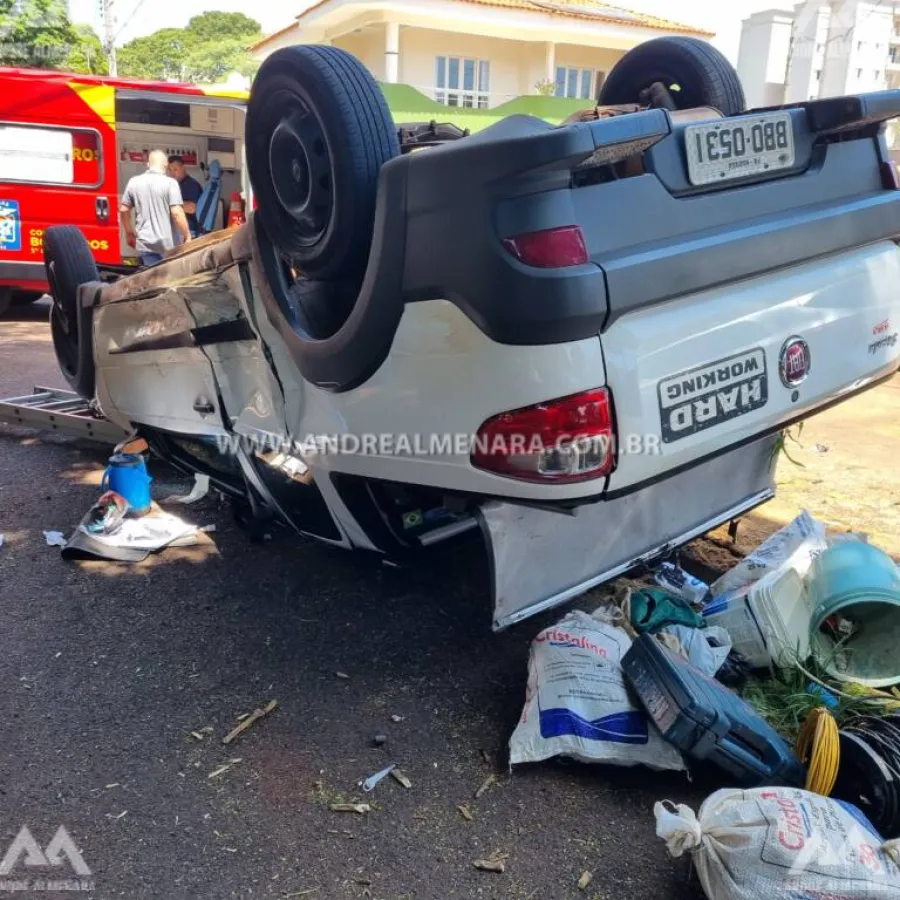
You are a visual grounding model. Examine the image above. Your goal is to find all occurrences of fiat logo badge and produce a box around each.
[779,337,811,388]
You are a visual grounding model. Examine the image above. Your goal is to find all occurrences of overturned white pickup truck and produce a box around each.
[44,38,900,628]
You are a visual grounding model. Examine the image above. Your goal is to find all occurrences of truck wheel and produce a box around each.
[43,226,99,335]
[0,288,11,316]
[44,226,98,400]
[245,45,400,280]
[599,37,746,117]
[50,287,97,400]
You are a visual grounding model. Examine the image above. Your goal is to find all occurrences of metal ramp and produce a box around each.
[0,386,129,444]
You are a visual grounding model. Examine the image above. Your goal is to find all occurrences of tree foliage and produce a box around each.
[0,0,106,73]
[118,12,261,84]
[0,0,78,69]
[65,23,107,75]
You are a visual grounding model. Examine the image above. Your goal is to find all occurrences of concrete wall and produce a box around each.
[822,0,893,97]
[393,27,527,103]
[333,28,385,80]
[785,0,830,102]
[737,9,794,108]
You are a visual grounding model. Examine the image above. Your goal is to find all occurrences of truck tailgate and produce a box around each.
[603,240,900,493]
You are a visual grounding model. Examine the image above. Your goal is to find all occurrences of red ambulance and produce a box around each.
[0,67,248,314]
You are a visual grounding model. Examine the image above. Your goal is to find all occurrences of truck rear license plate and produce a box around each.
[658,348,768,444]
[685,112,794,186]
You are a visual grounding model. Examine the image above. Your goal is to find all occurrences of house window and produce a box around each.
[435,56,491,108]
[554,65,598,100]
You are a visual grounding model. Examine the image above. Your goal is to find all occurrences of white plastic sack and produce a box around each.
[655,788,900,900]
[711,511,827,597]
[509,610,685,771]
[661,625,732,676]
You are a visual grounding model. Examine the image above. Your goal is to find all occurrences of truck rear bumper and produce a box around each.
[481,434,778,630]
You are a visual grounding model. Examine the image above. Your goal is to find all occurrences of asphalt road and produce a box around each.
[1,300,708,900]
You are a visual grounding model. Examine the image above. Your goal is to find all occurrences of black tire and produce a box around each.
[13,291,45,304]
[245,45,400,280]
[43,225,99,332]
[599,37,746,117]
[44,226,99,399]
[49,282,99,401]
[0,287,11,316]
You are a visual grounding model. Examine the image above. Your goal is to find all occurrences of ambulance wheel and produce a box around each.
[246,45,400,280]
[0,288,10,316]
[598,37,746,117]
[13,291,44,304]
[43,226,99,336]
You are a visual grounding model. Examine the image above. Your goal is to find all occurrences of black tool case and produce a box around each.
[623,634,806,787]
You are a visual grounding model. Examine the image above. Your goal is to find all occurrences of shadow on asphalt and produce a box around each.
[0,432,707,899]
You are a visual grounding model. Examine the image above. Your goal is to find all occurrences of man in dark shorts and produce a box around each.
[167,155,204,238]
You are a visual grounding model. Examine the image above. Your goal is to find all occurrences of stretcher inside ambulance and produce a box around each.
[0,68,248,314]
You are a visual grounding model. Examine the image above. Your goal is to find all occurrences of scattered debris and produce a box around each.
[474,774,496,799]
[813,443,830,454]
[480,749,493,766]
[281,890,318,898]
[0,534,4,548]
[362,764,396,792]
[390,769,412,789]
[329,803,370,815]
[457,804,474,822]
[105,810,128,821]
[372,733,388,747]
[577,871,593,891]
[657,788,900,900]
[190,731,206,742]
[207,759,243,780]
[509,610,684,771]
[390,714,404,723]
[654,562,711,605]
[335,672,350,680]
[43,530,66,547]
[222,700,278,745]
[166,474,210,505]
[473,853,508,874]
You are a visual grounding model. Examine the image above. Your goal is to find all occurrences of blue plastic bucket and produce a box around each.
[101,453,152,516]
[809,542,900,688]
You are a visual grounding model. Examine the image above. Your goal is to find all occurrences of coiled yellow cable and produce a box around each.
[797,707,840,796]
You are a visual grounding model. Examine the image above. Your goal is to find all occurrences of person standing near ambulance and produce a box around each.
[119,149,191,267]
[167,155,203,238]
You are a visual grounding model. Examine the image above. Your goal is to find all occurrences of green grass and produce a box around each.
[378,83,591,133]
[742,662,896,743]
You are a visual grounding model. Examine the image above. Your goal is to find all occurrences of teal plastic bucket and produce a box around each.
[809,542,900,688]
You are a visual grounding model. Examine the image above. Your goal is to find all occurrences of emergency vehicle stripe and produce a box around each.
[68,83,116,130]
[199,87,249,101]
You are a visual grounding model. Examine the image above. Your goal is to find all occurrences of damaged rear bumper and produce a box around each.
[480,435,779,630]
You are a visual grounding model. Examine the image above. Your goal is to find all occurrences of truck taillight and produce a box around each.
[502,225,589,268]
[471,388,616,484]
